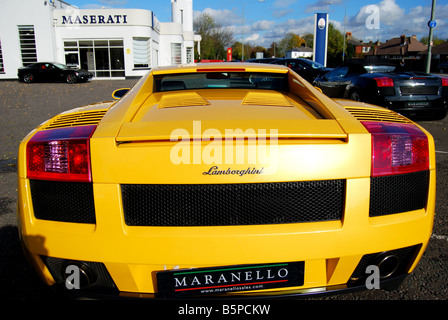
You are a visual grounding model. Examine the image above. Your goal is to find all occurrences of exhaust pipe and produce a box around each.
[375,253,400,279]
[63,261,97,289]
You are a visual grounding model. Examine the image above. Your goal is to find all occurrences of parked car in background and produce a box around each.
[269,58,333,83]
[313,63,448,120]
[438,61,448,73]
[245,58,278,64]
[18,62,92,84]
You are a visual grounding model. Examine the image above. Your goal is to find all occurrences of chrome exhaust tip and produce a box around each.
[375,253,400,279]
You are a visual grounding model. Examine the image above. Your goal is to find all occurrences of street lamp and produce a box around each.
[326,1,347,64]
[242,0,265,61]
[425,0,436,73]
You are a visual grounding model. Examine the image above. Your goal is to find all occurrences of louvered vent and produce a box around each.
[158,92,210,108]
[242,91,293,107]
[344,107,412,124]
[43,109,108,129]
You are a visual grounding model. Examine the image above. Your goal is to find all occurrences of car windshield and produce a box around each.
[154,72,288,92]
[52,63,71,70]
[304,60,325,70]
[363,65,396,73]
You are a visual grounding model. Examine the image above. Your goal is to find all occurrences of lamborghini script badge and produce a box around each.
[203,166,264,176]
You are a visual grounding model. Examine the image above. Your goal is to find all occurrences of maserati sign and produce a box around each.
[53,9,153,27]
[62,14,128,25]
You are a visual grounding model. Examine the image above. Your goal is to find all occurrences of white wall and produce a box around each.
[0,0,198,79]
[0,0,62,79]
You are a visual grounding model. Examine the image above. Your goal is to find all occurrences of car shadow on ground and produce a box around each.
[0,223,59,300]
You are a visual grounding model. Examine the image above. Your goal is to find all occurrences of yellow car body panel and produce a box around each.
[17,63,436,298]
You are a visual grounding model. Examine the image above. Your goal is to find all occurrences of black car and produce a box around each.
[313,64,448,120]
[18,62,92,84]
[438,61,448,73]
[245,58,278,64]
[269,58,332,83]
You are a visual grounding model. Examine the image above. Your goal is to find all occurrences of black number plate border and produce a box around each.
[156,261,304,298]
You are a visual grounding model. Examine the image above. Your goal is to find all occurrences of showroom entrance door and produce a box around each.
[64,39,125,78]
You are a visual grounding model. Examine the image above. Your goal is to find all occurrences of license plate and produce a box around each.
[407,101,430,107]
[156,261,304,298]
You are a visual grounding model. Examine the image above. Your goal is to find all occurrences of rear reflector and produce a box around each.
[27,125,96,182]
[361,121,429,177]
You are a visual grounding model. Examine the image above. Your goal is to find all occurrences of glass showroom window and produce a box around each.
[63,39,125,78]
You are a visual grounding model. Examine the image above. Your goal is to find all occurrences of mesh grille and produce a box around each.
[30,180,96,224]
[43,110,107,129]
[369,171,429,217]
[400,86,438,96]
[121,180,345,226]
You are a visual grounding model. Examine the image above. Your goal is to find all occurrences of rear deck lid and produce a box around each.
[116,90,348,142]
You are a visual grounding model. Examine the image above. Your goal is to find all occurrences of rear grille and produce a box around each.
[400,86,438,96]
[121,180,345,226]
[43,109,108,129]
[344,106,412,124]
[369,171,429,217]
[30,179,96,224]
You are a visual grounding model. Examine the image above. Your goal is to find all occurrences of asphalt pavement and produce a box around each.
[0,79,447,300]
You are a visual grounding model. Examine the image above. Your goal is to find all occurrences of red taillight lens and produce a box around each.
[374,77,394,87]
[361,121,429,177]
[26,125,96,182]
[442,77,448,86]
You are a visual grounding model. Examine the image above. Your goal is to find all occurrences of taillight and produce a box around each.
[442,77,448,86]
[374,77,394,87]
[361,121,429,177]
[26,125,96,182]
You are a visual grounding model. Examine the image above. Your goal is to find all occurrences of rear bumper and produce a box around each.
[17,172,435,299]
[377,96,448,120]
[77,74,93,82]
[49,274,409,300]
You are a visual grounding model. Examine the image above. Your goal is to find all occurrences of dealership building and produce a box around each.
[0,0,201,80]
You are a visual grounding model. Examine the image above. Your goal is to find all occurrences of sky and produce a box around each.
[64,0,448,48]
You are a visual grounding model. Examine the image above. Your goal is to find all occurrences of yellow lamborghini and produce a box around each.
[17,63,436,298]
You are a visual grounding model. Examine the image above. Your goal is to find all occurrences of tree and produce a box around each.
[420,36,446,46]
[303,33,314,48]
[266,42,278,58]
[231,41,243,61]
[231,41,254,61]
[249,46,268,59]
[278,33,306,56]
[327,23,344,67]
[194,13,234,60]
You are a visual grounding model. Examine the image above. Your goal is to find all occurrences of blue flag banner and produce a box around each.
[313,13,329,67]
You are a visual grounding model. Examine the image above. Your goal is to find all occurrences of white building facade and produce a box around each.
[0,0,201,80]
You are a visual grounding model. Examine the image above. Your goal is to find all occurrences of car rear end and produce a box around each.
[17,64,436,298]
[373,73,448,120]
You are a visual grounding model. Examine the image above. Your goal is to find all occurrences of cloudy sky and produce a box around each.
[66,0,448,47]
